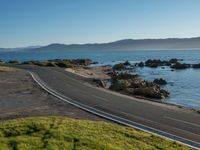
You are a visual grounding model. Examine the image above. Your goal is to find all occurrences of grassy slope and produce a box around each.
[0,117,191,150]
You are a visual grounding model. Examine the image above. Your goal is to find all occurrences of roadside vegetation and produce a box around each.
[4,59,94,68]
[0,117,191,150]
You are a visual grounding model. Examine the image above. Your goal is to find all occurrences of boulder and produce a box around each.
[153,78,167,85]
[169,58,179,63]
[112,63,126,70]
[93,79,106,88]
[123,60,131,66]
[126,85,169,99]
[109,79,131,90]
[136,62,144,67]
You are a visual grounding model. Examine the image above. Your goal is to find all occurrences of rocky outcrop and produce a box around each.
[126,86,169,99]
[112,63,126,70]
[135,62,144,67]
[109,73,169,99]
[134,58,182,68]
[123,60,131,66]
[153,78,167,85]
[192,63,200,68]
[170,62,190,69]
[169,58,183,63]
[144,59,170,68]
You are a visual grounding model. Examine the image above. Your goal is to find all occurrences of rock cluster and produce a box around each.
[192,63,200,68]
[109,73,169,99]
[153,78,167,85]
[134,58,200,70]
[112,61,131,70]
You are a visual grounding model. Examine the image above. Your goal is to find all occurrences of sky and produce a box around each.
[0,0,200,48]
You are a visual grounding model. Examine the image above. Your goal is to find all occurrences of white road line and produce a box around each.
[92,95,108,102]
[121,111,200,137]
[28,71,200,149]
[165,116,200,128]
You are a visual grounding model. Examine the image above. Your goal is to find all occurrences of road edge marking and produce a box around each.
[28,71,200,149]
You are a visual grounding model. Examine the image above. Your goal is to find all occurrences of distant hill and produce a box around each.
[1,37,200,51]
[0,46,41,52]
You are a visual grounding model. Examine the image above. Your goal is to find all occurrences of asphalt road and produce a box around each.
[18,66,200,148]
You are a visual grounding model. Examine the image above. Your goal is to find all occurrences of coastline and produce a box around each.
[65,65,200,114]
[0,66,198,148]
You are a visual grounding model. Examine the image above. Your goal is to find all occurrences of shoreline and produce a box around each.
[1,65,200,148]
[65,65,200,114]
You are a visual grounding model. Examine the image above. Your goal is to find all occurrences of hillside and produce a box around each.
[30,37,200,51]
[0,117,191,150]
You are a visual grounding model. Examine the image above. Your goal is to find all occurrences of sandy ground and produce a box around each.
[0,69,103,121]
[65,66,112,80]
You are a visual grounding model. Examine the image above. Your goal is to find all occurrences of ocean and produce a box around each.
[0,49,200,109]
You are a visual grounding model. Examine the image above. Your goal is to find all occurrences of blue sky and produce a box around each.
[0,0,200,47]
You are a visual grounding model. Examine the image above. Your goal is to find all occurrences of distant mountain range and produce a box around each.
[1,37,200,52]
[0,46,41,52]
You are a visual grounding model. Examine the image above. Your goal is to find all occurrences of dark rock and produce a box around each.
[192,63,200,68]
[126,85,169,99]
[145,59,161,68]
[153,78,167,85]
[142,59,184,68]
[137,62,145,67]
[160,89,170,98]
[169,58,179,63]
[144,59,170,68]
[123,60,131,66]
[171,62,190,69]
[112,63,126,70]
[8,60,20,64]
[106,71,114,76]
[109,73,169,99]
[93,79,106,88]
[91,61,98,65]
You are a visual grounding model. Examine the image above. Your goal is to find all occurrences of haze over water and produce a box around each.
[1,49,200,109]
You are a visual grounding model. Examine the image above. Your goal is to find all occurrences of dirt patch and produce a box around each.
[0,70,103,121]
[65,66,112,80]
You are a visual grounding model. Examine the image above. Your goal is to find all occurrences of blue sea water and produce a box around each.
[0,49,200,109]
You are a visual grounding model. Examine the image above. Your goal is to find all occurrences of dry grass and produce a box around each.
[0,66,18,72]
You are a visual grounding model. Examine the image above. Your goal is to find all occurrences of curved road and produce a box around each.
[19,66,200,149]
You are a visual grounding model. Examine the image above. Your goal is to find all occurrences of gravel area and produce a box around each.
[0,69,103,121]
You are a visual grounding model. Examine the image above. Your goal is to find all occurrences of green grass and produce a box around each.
[0,66,18,72]
[0,117,191,150]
